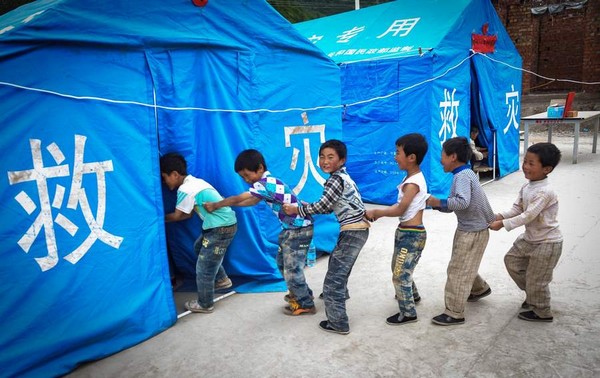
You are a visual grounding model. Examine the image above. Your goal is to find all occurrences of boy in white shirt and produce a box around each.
[490,142,562,322]
[366,133,429,325]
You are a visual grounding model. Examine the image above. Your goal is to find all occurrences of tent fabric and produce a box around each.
[295,0,522,204]
[0,0,341,376]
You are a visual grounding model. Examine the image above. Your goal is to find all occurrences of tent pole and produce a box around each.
[481,131,496,187]
[177,291,236,319]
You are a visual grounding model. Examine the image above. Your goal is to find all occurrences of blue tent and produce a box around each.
[295,0,522,203]
[0,0,340,376]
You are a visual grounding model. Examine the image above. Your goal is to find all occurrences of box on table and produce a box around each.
[547,105,564,118]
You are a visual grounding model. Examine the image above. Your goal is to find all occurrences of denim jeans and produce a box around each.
[392,226,426,317]
[277,225,314,307]
[195,224,237,308]
[323,228,369,332]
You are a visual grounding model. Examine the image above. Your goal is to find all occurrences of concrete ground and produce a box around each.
[69,129,600,378]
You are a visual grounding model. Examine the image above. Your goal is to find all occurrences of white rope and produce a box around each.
[472,51,600,85]
[1,52,598,115]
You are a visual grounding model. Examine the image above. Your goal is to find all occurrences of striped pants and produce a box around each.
[504,237,562,318]
[444,228,490,319]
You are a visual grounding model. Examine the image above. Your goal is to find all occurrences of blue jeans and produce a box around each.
[323,228,369,332]
[195,224,237,308]
[392,226,426,317]
[277,225,314,307]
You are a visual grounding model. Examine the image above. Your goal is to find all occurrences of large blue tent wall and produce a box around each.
[0,0,340,376]
[295,0,522,204]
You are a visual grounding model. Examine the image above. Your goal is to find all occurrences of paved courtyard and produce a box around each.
[69,130,600,377]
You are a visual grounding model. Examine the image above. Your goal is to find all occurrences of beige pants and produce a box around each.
[504,237,562,318]
[444,229,490,319]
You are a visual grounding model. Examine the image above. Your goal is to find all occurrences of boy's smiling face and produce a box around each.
[237,167,264,184]
[319,147,345,174]
[394,145,411,171]
[440,150,458,173]
[522,152,552,181]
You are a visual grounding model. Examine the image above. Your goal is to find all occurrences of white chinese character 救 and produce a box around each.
[7,135,123,271]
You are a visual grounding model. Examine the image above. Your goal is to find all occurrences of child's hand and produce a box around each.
[203,202,216,213]
[426,195,440,208]
[282,203,298,215]
[365,209,377,222]
[489,220,503,231]
[494,213,503,221]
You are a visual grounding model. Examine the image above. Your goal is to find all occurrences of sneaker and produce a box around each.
[283,299,316,316]
[518,310,553,322]
[467,287,492,302]
[521,301,532,310]
[185,300,214,313]
[319,320,349,335]
[319,292,350,300]
[214,277,233,290]
[386,313,418,326]
[431,314,465,326]
[394,294,421,304]
[284,293,314,302]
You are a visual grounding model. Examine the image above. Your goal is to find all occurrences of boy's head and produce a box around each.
[160,153,187,190]
[319,139,347,174]
[470,126,479,140]
[523,142,561,181]
[441,137,472,172]
[395,133,428,166]
[234,149,267,184]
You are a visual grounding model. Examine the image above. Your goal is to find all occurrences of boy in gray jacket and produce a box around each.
[427,137,495,325]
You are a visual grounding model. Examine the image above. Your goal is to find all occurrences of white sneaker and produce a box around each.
[214,277,232,290]
[185,300,214,313]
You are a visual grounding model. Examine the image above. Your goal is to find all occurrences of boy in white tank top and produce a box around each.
[366,133,429,325]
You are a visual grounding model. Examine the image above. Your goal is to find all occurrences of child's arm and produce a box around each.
[204,192,260,212]
[366,183,419,221]
[165,209,193,223]
[283,175,342,216]
[490,189,524,231]
[426,195,452,213]
[444,178,471,211]
[501,192,551,232]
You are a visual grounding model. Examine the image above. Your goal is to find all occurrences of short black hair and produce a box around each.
[234,149,267,172]
[319,139,347,161]
[442,136,472,164]
[396,133,428,165]
[160,153,187,175]
[527,142,561,169]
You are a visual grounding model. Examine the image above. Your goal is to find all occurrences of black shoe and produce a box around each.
[431,314,465,326]
[394,294,421,303]
[467,287,492,302]
[521,301,532,309]
[319,292,350,300]
[518,310,553,322]
[319,320,350,335]
[386,313,418,326]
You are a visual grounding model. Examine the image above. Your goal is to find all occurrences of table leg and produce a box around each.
[573,121,580,164]
[523,121,529,154]
[593,118,599,154]
[548,124,553,143]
